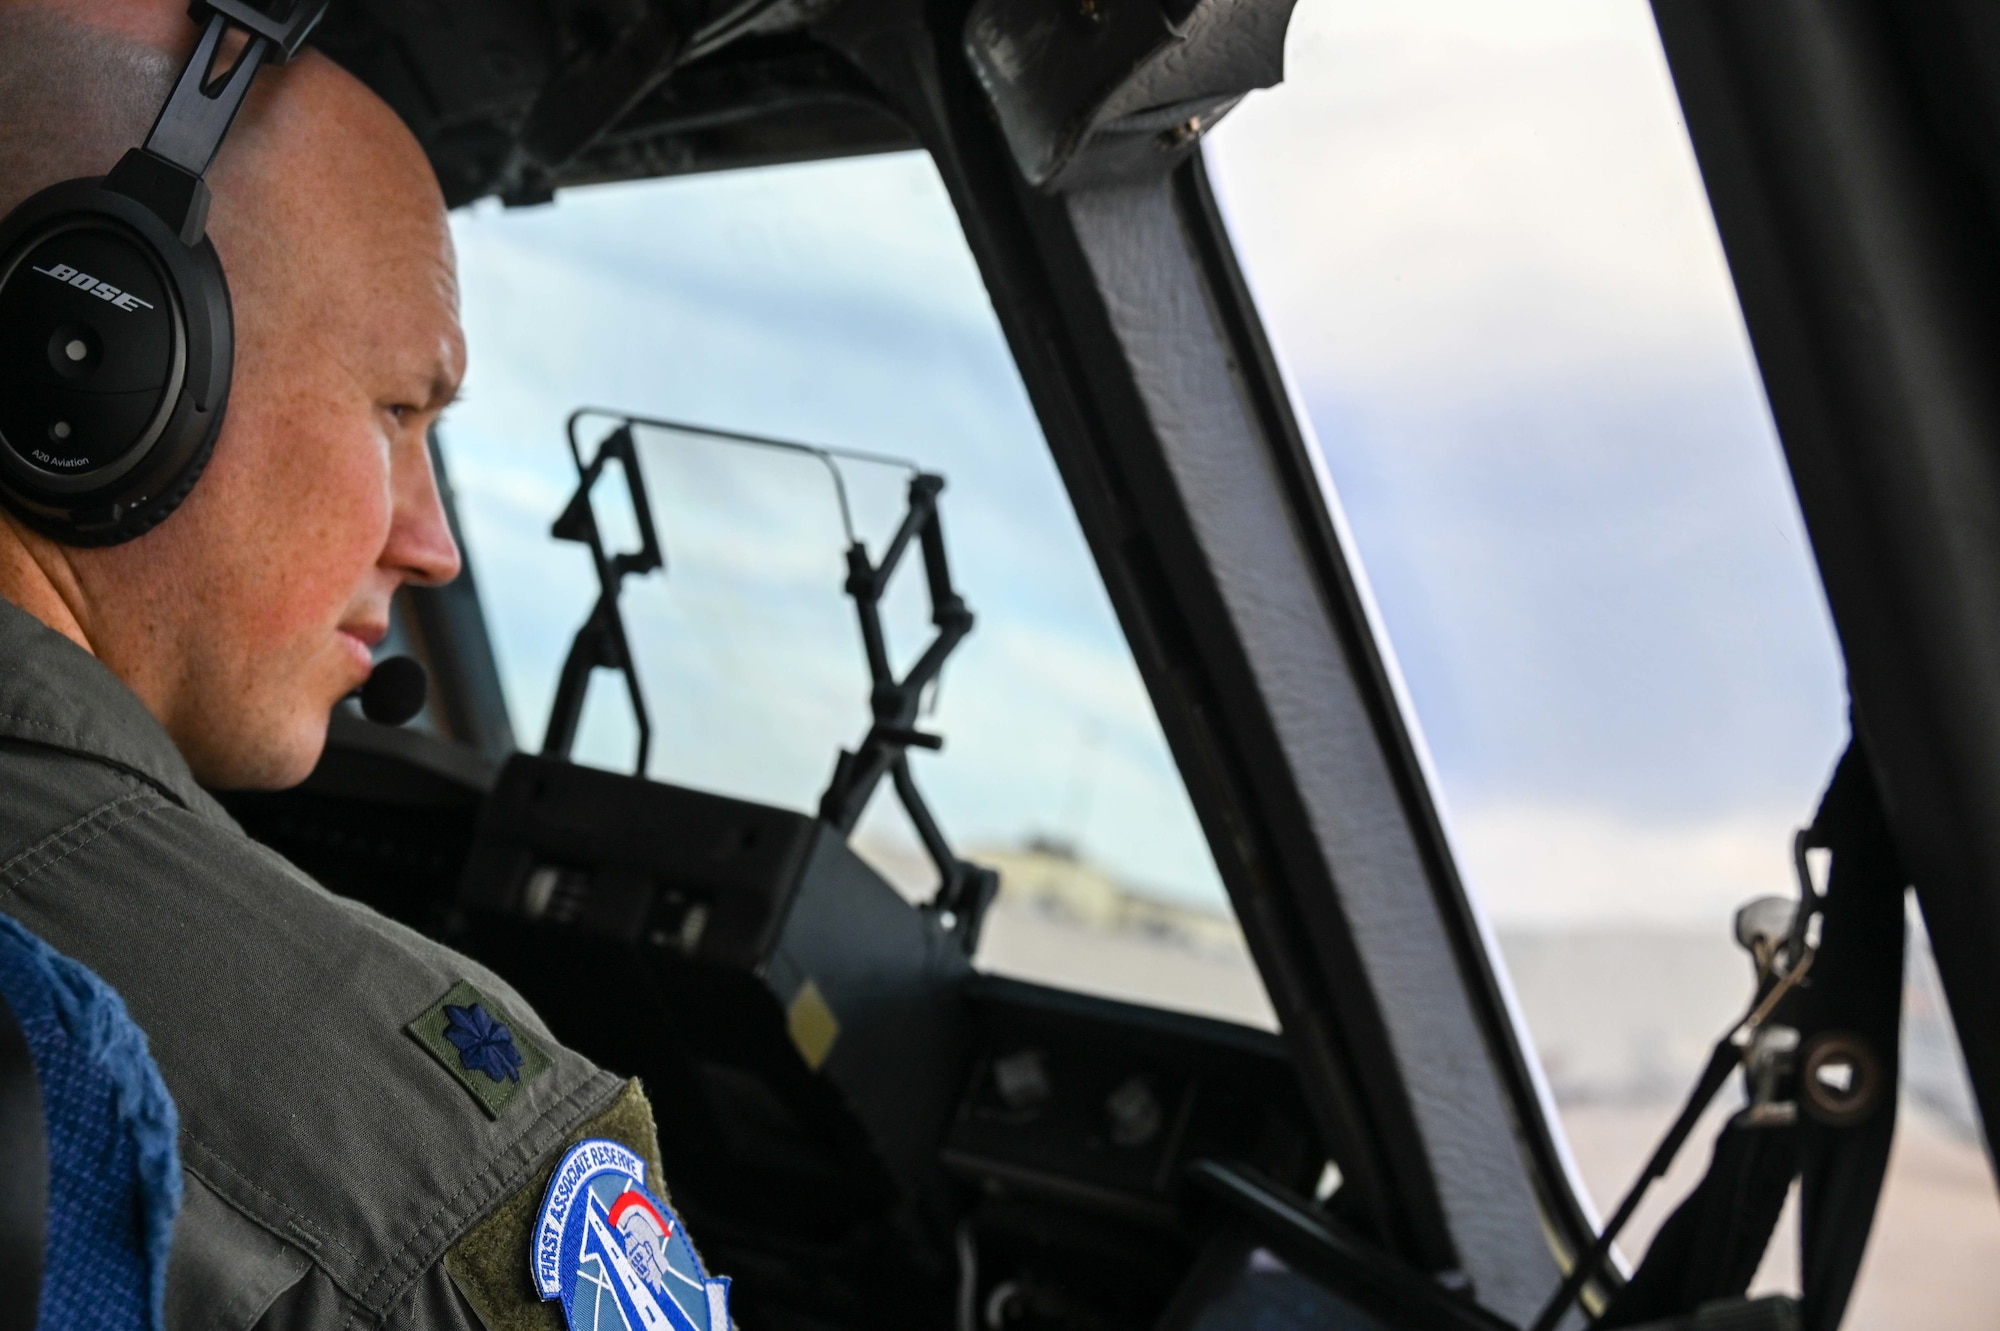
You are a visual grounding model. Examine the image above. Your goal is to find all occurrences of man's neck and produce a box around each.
[0,518,94,656]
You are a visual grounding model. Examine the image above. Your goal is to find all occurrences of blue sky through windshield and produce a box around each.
[440,154,1228,910]
[439,0,1847,928]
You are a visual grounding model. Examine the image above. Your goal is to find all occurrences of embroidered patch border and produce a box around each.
[533,1138,731,1331]
[406,980,552,1119]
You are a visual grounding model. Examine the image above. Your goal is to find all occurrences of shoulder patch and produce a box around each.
[407,980,553,1118]
[532,1138,731,1331]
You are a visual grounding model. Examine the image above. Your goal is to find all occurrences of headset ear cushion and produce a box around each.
[0,176,233,546]
[68,391,225,546]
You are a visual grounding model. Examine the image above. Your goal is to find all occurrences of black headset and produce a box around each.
[0,0,327,547]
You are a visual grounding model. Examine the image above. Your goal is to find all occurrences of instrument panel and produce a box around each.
[224,719,1392,1331]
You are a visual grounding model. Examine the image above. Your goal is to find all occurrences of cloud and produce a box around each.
[1314,372,1848,819]
[439,3,1850,926]
[1208,3,1749,401]
[1204,0,1850,840]
[1451,798,1807,928]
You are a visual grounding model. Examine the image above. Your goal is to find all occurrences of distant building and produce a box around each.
[970,836,1244,956]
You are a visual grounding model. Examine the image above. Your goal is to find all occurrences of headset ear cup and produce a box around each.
[66,370,226,546]
[52,232,230,548]
[0,177,233,546]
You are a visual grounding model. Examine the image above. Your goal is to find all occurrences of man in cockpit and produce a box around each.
[0,3,673,1326]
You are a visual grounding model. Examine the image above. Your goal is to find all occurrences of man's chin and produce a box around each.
[180,708,332,792]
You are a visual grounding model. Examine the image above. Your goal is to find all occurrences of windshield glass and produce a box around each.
[1206,0,2000,1317]
[437,154,1276,1029]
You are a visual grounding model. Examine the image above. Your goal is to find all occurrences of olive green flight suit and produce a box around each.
[0,600,667,1330]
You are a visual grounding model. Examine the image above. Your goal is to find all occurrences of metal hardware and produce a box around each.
[541,421,662,772]
[1733,1024,1801,1129]
[814,468,998,951]
[1798,1030,1884,1128]
[1528,826,1831,1331]
[548,408,999,951]
[1733,896,1795,973]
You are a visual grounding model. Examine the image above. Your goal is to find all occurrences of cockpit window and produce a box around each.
[1206,0,2000,1315]
[437,152,1277,1030]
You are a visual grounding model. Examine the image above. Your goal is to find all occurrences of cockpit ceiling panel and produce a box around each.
[312,1,915,208]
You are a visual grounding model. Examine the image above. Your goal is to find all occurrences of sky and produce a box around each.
[437,0,1849,929]
[1205,0,1847,925]
[439,152,1230,911]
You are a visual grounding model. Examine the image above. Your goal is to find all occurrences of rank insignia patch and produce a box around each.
[407,980,552,1118]
[533,1139,731,1331]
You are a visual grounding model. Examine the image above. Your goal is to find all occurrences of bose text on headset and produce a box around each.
[0,0,329,548]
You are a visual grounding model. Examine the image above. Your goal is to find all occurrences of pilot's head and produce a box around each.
[0,0,463,789]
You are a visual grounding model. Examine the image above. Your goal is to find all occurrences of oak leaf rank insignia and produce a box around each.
[407,980,551,1117]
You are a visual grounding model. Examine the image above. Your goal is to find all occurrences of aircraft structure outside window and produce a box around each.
[435,152,1280,1032]
[1205,1,2000,1325]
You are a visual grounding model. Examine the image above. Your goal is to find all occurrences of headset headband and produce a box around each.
[117,1,329,245]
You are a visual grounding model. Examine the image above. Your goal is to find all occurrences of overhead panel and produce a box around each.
[312,0,913,207]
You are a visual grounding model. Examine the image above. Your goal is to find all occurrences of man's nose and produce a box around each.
[386,432,463,588]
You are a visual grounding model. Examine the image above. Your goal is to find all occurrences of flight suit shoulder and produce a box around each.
[0,604,688,1328]
[0,784,632,1330]
[0,741,177,880]
[443,1079,668,1331]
